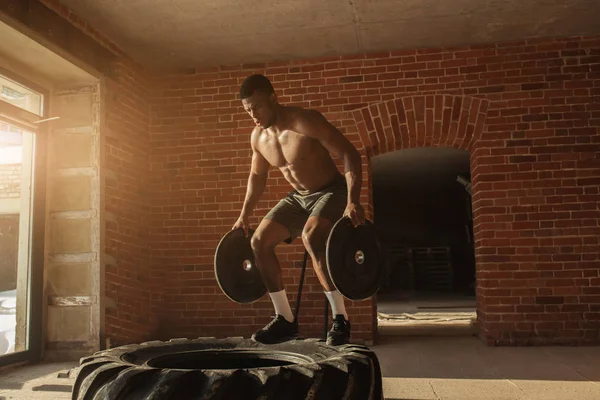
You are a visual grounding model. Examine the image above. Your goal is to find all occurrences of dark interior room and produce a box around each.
[372,147,475,310]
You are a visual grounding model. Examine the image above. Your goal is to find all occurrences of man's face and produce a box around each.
[242,91,276,129]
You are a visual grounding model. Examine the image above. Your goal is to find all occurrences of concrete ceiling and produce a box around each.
[57,0,600,71]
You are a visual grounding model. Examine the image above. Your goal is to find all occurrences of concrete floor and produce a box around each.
[374,336,600,400]
[377,291,477,315]
[1,336,599,400]
[0,361,75,400]
[377,291,478,338]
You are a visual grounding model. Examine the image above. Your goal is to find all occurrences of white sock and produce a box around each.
[269,290,294,323]
[325,290,348,319]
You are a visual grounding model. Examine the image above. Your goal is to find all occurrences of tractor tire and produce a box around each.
[71,337,383,400]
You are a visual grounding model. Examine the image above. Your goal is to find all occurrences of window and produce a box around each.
[0,75,43,117]
[0,70,46,367]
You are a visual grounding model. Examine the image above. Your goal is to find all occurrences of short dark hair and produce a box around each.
[239,74,274,99]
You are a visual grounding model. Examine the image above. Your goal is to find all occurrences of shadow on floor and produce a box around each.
[0,362,76,399]
[371,335,600,382]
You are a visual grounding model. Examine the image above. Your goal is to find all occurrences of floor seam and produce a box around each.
[429,381,440,399]
[507,378,532,400]
[568,366,600,386]
[546,350,600,387]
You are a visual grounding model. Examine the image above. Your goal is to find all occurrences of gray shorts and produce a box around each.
[265,174,348,244]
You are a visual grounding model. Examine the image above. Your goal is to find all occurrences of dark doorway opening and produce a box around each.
[372,147,476,333]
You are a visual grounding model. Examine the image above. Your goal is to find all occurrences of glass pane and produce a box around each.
[0,75,43,117]
[0,120,34,356]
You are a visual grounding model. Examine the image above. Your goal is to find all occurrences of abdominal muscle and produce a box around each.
[258,131,342,195]
[280,159,340,195]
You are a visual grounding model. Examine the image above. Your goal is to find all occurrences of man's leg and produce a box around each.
[250,197,307,344]
[303,187,352,345]
[251,218,295,322]
[301,216,347,316]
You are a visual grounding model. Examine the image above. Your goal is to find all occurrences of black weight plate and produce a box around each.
[326,217,385,301]
[214,228,267,304]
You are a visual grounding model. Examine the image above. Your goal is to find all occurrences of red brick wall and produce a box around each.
[471,40,600,345]
[104,60,157,346]
[151,36,600,345]
[13,0,600,346]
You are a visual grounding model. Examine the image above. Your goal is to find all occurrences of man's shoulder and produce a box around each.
[250,126,264,147]
[289,106,322,120]
[288,107,326,130]
[250,125,263,136]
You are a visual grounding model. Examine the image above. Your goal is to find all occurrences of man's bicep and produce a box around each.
[250,149,270,176]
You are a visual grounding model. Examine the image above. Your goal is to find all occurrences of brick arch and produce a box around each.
[351,94,492,345]
[352,94,490,157]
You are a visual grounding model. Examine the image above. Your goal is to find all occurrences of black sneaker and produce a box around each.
[251,314,299,344]
[326,314,351,346]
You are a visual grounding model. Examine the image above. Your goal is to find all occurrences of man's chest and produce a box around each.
[257,131,316,167]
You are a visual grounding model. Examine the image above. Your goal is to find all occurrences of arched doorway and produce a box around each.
[371,147,476,332]
[350,94,491,341]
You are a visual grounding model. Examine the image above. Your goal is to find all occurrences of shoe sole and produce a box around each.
[326,334,350,346]
[326,339,350,346]
[251,333,299,345]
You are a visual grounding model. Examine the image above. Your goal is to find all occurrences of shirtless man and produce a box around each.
[232,74,365,346]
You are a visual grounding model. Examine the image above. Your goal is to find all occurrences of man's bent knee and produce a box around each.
[251,221,289,256]
[302,223,329,255]
[250,234,275,256]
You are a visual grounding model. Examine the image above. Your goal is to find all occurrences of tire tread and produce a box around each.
[71,338,382,400]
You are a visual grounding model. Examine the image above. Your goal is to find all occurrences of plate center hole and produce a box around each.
[355,250,365,264]
[243,259,253,271]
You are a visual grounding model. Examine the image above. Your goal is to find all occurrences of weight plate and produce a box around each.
[326,217,385,301]
[214,228,267,304]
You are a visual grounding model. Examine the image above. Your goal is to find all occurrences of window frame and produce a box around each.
[0,67,48,368]
[0,66,46,118]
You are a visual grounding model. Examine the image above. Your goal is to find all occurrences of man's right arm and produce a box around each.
[239,131,269,221]
[239,148,269,219]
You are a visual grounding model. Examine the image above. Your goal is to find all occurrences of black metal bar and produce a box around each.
[293,250,309,321]
[324,298,329,339]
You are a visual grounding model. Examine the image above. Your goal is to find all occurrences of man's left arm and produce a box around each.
[299,110,365,224]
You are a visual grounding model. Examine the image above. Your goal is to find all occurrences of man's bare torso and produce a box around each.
[252,107,341,195]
